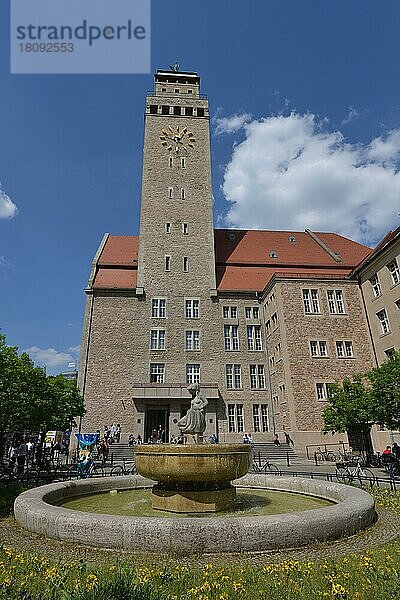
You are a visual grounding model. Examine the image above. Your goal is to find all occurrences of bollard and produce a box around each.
[314,452,318,467]
[286,452,290,467]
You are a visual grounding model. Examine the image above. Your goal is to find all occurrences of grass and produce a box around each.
[0,485,399,599]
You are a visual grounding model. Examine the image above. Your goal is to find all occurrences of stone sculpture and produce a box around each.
[178,383,208,443]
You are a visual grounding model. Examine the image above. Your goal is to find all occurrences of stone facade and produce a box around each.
[78,69,398,455]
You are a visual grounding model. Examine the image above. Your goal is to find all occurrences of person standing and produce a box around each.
[17,440,28,475]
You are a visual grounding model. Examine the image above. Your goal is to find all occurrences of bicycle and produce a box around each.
[251,458,279,475]
[315,447,336,462]
[110,459,138,477]
[335,459,376,485]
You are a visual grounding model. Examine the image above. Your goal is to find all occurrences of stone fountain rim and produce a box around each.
[13,474,376,554]
[134,443,251,455]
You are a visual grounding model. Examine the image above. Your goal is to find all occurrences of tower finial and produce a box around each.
[170,61,180,73]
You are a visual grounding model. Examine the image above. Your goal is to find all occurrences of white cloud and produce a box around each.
[341,106,360,126]
[214,112,252,135]
[68,345,81,355]
[0,184,18,219]
[222,113,400,244]
[24,346,75,369]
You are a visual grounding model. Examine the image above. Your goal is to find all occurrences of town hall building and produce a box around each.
[78,68,400,455]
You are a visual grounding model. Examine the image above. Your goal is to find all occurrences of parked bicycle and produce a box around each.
[315,447,336,462]
[335,459,376,485]
[251,459,279,475]
[110,459,138,477]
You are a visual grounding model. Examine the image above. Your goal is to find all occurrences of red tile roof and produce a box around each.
[93,235,138,290]
[91,229,372,293]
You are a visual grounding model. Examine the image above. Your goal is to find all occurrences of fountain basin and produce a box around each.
[14,475,376,553]
[135,444,252,512]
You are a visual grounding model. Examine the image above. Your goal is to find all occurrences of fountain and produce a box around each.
[13,384,377,553]
[135,383,252,512]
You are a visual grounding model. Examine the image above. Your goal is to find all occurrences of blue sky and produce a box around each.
[1,0,400,373]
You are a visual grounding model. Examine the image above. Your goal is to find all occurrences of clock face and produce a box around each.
[160,125,196,153]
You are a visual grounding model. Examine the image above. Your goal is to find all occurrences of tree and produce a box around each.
[322,376,374,435]
[368,351,400,431]
[0,333,85,457]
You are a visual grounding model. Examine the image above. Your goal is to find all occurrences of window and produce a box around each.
[388,260,400,285]
[169,156,173,168]
[186,363,200,384]
[245,307,259,319]
[316,382,333,401]
[161,88,166,92]
[185,107,193,116]
[377,309,390,334]
[186,330,200,351]
[183,257,189,272]
[224,325,239,351]
[327,290,345,314]
[336,341,353,357]
[150,363,165,383]
[174,88,179,93]
[266,319,271,334]
[181,188,186,200]
[150,329,165,350]
[182,223,188,235]
[168,187,173,199]
[250,365,266,389]
[370,274,381,298]
[173,106,181,115]
[303,289,320,314]
[181,157,186,168]
[149,105,158,114]
[247,325,262,350]
[161,105,170,115]
[197,107,204,117]
[223,306,237,319]
[151,298,166,318]
[185,299,199,319]
[310,341,328,357]
[165,222,171,234]
[226,364,242,389]
[228,404,244,432]
[253,404,269,432]
[187,89,193,94]
[385,347,396,359]
[165,256,171,271]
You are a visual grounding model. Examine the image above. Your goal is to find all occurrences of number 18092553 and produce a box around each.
[19,42,74,52]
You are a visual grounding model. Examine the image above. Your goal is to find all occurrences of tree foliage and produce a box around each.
[0,333,84,434]
[368,351,400,431]
[323,376,374,434]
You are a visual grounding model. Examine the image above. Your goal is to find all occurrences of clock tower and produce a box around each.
[136,69,216,295]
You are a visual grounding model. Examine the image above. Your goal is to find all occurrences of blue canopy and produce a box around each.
[75,433,99,448]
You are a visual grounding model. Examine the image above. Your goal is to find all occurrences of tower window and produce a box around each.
[149,105,158,114]
[174,88,180,93]
[165,223,171,234]
[187,89,193,94]
[168,187,173,199]
[183,257,189,272]
[165,256,171,271]
[161,87,166,92]
[197,107,204,117]
[185,107,193,116]
[181,157,186,168]
[161,105,170,115]
[173,106,181,116]
[169,156,173,167]
[181,188,186,200]
[182,223,188,235]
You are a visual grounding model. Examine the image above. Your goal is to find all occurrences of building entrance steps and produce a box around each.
[252,442,300,463]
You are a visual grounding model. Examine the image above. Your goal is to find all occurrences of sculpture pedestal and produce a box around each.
[152,483,235,513]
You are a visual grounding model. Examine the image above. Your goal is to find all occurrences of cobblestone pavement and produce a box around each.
[2,505,400,567]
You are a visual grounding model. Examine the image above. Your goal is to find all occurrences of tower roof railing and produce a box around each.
[146,91,208,99]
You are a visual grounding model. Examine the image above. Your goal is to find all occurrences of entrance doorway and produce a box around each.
[145,409,169,443]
